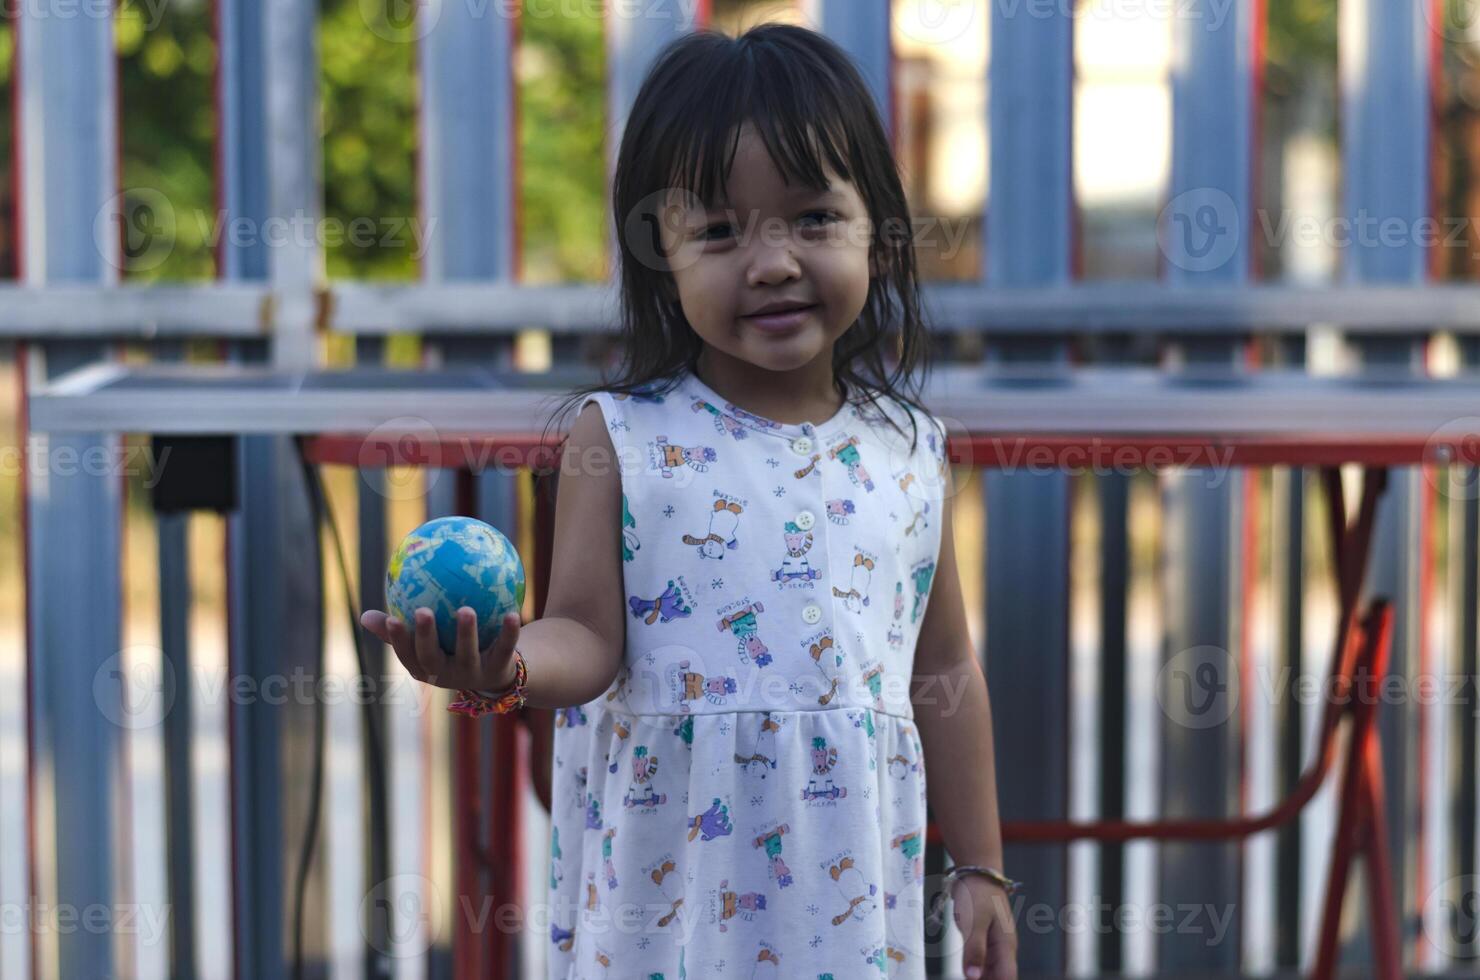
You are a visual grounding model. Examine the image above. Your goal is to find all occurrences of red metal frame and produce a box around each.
[307,427,1420,980]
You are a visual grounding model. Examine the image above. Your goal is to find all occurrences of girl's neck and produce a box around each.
[693,349,845,428]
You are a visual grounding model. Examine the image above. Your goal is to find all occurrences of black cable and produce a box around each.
[290,435,391,979]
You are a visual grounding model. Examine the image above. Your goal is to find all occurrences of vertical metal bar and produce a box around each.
[1446,332,1480,964]
[217,0,327,973]
[353,334,393,979]
[796,0,894,137]
[1156,0,1257,971]
[1091,336,1136,973]
[14,1,121,976]
[418,3,527,975]
[1339,0,1434,969]
[985,3,1073,976]
[1272,333,1308,970]
[153,340,199,979]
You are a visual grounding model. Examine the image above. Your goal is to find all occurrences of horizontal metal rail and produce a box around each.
[12,282,1480,338]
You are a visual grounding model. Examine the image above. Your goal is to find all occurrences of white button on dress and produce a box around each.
[801,602,823,625]
[794,509,816,530]
[790,435,814,455]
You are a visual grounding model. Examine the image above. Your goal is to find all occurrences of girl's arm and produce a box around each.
[484,400,628,708]
[911,488,1017,976]
[363,401,627,709]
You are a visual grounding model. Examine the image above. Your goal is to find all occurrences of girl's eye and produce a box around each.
[702,223,736,241]
[800,210,840,229]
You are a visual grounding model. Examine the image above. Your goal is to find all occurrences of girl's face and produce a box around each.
[657,123,875,376]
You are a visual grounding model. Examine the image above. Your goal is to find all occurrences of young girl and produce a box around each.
[363,23,1017,980]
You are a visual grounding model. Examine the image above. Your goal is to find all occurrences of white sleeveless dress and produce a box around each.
[546,367,948,979]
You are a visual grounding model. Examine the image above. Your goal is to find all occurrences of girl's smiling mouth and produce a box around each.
[741,303,818,331]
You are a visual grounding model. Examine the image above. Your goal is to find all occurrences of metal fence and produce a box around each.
[3,0,1480,978]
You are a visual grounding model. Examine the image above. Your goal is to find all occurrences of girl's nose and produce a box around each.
[747,243,801,287]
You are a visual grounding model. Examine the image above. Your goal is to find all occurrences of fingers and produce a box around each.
[382,615,428,683]
[452,607,481,683]
[412,608,445,683]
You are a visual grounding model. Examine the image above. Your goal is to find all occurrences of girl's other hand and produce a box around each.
[360,607,522,693]
[954,875,1018,980]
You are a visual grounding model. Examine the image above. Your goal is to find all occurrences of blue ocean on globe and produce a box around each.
[385,516,526,657]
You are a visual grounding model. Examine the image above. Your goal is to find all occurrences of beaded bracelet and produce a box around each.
[927,864,1022,929]
[448,649,527,717]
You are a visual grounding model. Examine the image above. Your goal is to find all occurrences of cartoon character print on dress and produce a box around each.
[643,852,687,929]
[859,661,887,712]
[851,708,877,772]
[889,829,926,891]
[682,493,746,559]
[604,719,632,774]
[804,630,843,706]
[887,581,906,651]
[771,520,822,588]
[750,943,782,980]
[688,796,734,842]
[629,575,696,625]
[831,548,876,612]
[909,558,937,624]
[623,745,668,810]
[864,945,907,973]
[824,851,878,925]
[825,496,855,524]
[691,396,752,441]
[752,821,794,888]
[792,449,824,480]
[649,435,717,478]
[673,714,694,746]
[621,494,641,562]
[885,733,921,781]
[827,433,875,491]
[665,658,738,713]
[550,921,574,952]
[894,466,932,536]
[710,879,766,932]
[550,826,563,890]
[555,705,587,728]
[716,597,771,667]
[801,735,847,804]
[601,828,619,889]
[734,712,782,777]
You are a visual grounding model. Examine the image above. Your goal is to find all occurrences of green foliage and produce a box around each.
[116,0,217,280]
[517,2,607,283]
[319,0,418,281]
[1,18,18,277]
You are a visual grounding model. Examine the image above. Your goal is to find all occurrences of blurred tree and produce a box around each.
[517,2,607,283]
[116,0,217,281]
[1,6,16,279]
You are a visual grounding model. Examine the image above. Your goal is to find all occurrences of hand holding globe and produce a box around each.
[359,516,527,695]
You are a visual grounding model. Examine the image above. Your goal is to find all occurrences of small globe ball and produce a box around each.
[385,516,525,657]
